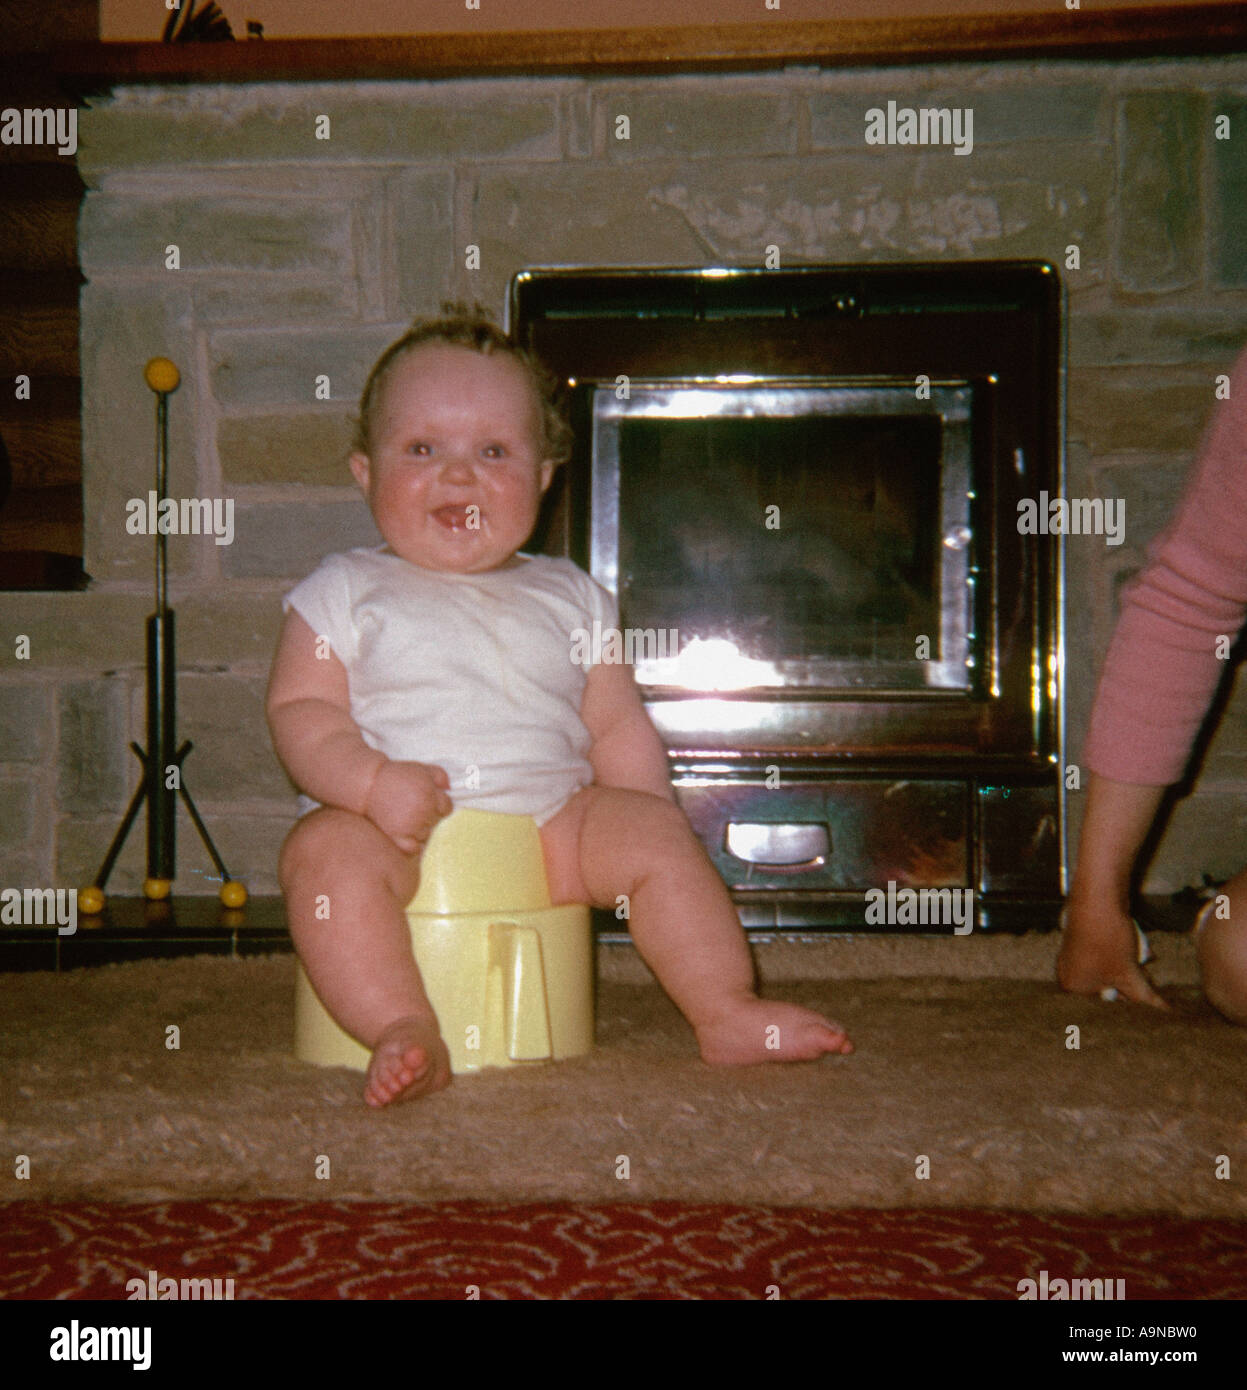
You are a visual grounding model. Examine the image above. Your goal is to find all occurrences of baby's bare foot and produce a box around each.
[695,997,853,1065]
[364,1015,452,1107]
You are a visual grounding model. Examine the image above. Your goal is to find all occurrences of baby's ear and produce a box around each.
[348,452,372,492]
[539,458,557,493]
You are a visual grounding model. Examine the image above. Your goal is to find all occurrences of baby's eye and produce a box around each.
[405,442,432,457]
[482,444,507,459]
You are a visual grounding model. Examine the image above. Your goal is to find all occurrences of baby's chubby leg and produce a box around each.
[540,787,853,1063]
[280,808,451,1106]
[1196,867,1247,1025]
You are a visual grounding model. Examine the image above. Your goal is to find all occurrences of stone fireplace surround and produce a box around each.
[2,47,1247,912]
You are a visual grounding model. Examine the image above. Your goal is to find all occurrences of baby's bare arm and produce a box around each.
[580,661,675,802]
[267,612,451,851]
[266,611,387,812]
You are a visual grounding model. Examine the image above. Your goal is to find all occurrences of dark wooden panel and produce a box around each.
[0,164,84,199]
[0,412,82,488]
[0,485,83,555]
[0,0,97,53]
[0,373,80,417]
[0,279,81,377]
[55,6,1247,88]
[0,5,87,582]
[0,120,86,166]
[0,195,81,270]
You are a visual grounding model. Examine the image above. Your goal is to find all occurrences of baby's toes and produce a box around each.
[365,1043,427,1106]
[818,1025,854,1056]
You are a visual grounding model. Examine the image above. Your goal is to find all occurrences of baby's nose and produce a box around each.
[439,452,476,480]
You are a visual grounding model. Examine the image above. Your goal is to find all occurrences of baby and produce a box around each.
[267,306,853,1107]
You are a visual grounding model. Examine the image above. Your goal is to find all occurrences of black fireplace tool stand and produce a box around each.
[79,359,246,915]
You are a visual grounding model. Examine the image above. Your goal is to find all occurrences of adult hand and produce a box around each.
[1058,898,1168,1009]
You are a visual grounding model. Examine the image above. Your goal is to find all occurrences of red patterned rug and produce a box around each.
[3,1201,1245,1300]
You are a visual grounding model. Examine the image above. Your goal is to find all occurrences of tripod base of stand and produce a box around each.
[78,886,105,915]
[77,878,248,915]
[80,738,248,916]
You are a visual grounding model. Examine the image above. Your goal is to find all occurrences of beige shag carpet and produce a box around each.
[2,938,1244,1216]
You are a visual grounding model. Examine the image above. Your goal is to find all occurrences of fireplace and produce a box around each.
[510,263,1064,934]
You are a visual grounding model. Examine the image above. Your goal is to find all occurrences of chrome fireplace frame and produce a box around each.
[587,377,975,695]
[509,262,1066,936]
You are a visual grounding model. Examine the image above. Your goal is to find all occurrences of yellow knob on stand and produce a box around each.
[144,358,180,393]
[220,881,248,908]
[78,886,105,915]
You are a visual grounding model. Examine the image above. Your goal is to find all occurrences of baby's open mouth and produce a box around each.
[432,505,475,532]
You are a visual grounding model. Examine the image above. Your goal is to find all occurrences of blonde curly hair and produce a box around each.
[352,301,573,466]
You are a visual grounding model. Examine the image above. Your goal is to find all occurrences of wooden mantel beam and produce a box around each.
[53,7,1247,91]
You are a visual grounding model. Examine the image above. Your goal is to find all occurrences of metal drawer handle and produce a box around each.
[725,822,830,868]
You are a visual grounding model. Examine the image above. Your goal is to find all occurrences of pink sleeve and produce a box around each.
[1082,345,1247,786]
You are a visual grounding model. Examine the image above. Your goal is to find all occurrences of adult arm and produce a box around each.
[1064,348,1247,1003]
[1060,774,1167,1006]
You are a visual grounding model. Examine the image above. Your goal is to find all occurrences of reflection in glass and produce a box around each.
[618,412,942,671]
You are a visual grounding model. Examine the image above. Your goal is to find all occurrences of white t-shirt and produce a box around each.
[282,547,619,826]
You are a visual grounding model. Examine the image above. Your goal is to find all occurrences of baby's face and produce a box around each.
[350,343,555,574]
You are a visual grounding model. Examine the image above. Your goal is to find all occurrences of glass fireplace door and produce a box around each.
[589,380,976,694]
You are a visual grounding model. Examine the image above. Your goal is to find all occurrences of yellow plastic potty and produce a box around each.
[294,809,594,1073]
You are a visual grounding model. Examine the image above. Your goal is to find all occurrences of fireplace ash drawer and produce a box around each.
[674,778,969,892]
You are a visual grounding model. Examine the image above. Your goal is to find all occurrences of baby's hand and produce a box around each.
[365,760,453,855]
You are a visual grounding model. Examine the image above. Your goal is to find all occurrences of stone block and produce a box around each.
[0,853,50,888]
[78,82,561,181]
[349,87,563,161]
[56,678,129,814]
[1069,311,1247,368]
[79,281,199,584]
[597,84,798,159]
[57,805,292,896]
[468,146,1110,308]
[192,274,360,326]
[1211,95,1247,289]
[188,811,292,896]
[1115,92,1202,292]
[385,170,457,320]
[0,776,38,849]
[55,812,152,897]
[1141,788,1247,895]
[1094,454,1198,557]
[1189,661,1247,785]
[1066,368,1213,455]
[0,593,149,671]
[79,192,353,275]
[218,413,356,487]
[210,327,404,410]
[560,87,595,160]
[173,673,291,803]
[1063,542,1125,681]
[222,501,380,580]
[174,590,287,670]
[811,82,1105,149]
[1060,440,1103,762]
[0,682,52,763]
